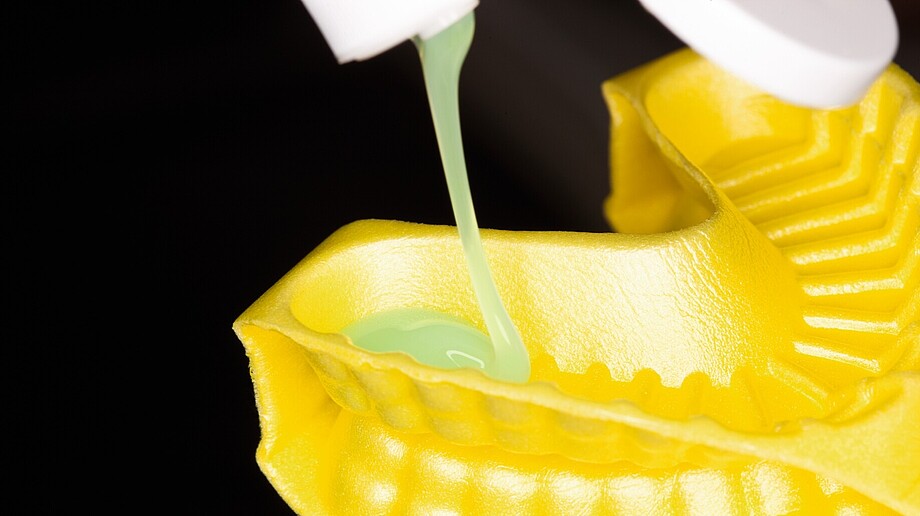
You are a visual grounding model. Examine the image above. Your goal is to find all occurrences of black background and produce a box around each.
[29,0,918,513]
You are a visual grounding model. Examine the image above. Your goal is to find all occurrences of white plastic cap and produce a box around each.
[299,0,479,64]
[638,0,899,108]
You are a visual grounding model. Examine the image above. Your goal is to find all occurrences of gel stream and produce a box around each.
[340,13,531,383]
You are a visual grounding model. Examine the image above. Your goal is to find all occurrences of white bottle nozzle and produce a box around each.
[638,0,899,108]
[299,0,479,64]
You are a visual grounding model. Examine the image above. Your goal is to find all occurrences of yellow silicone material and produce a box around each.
[233,49,919,514]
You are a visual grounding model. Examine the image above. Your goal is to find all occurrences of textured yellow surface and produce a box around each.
[233,49,919,514]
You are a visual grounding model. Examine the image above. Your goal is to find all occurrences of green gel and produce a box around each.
[341,308,494,371]
[341,13,531,383]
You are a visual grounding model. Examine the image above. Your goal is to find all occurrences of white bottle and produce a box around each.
[297,0,899,108]
[637,0,899,108]
[298,0,478,64]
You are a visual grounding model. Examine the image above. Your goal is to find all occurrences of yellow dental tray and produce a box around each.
[233,49,919,514]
